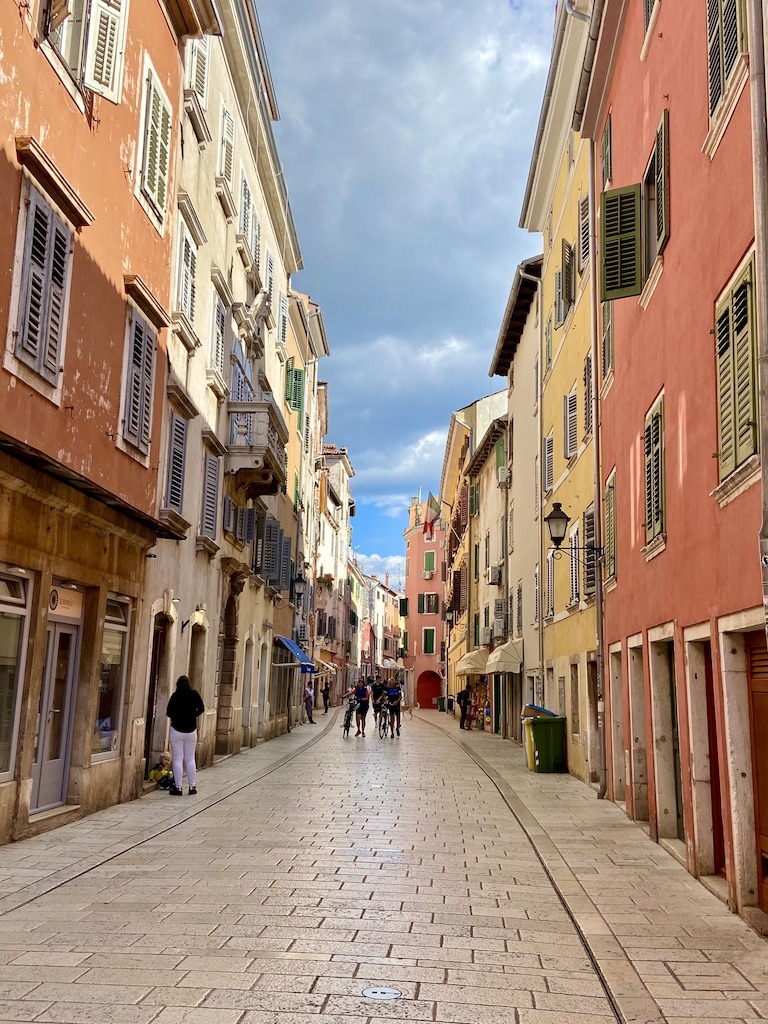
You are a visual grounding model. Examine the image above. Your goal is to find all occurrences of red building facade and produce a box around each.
[582,0,764,921]
[402,498,445,709]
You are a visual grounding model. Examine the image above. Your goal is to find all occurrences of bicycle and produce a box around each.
[342,697,357,737]
[376,698,389,739]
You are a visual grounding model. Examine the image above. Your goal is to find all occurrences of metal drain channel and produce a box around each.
[362,987,402,1000]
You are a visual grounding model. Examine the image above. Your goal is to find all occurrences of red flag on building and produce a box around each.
[423,492,440,540]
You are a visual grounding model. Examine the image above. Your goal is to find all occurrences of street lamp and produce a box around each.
[293,573,305,599]
[544,502,571,548]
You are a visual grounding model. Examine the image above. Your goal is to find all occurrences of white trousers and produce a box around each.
[169,727,197,788]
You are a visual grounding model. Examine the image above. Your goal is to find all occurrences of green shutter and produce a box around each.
[605,478,616,579]
[473,613,479,648]
[285,357,294,402]
[601,301,614,377]
[716,303,737,480]
[418,593,425,614]
[733,267,757,466]
[495,439,505,469]
[655,110,669,255]
[601,185,642,301]
[601,113,612,188]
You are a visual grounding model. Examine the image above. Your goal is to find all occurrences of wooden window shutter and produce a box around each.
[460,484,468,526]
[605,478,616,578]
[285,357,294,402]
[569,527,580,603]
[201,452,220,539]
[716,299,737,479]
[655,110,670,255]
[280,534,292,591]
[601,185,642,301]
[292,368,304,415]
[584,353,593,435]
[732,266,758,466]
[187,37,208,106]
[473,613,479,648]
[222,495,235,534]
[554,269,564,328]
[417,594,425,614]
[213,296,226,374]
[17,189,72,384]
[547,552,554,616]
[578,195,590,271]
[601,301,614,377]
[166,411,187,513]
[601,113,612,188]
[266,252,274,305]
[243,507,255,543]
[262,517,280,579]
[562,238,575,308]
[142,75,171,216]
[83,0,129,104]
[644,0,654,30]
[545,316,552,367]
[239,176,251,238]
[564,390,578,458]
[460,563,468,610]
[220,108,235,186]
[644,404,664,541]
[124,309,155,453]
[178,223,196,321]
[584,508,596,595]
[495,439,505,469]
[534,565,540,622]
[517,581,523,635]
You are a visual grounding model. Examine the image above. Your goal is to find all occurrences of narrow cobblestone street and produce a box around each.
[0,712,763,1024]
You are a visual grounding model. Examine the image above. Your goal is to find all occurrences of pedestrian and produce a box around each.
[165,675,205,796]
[354,677,370,736]
[322,681,330,713]
[304,681,315,724]
[457,687,469,730]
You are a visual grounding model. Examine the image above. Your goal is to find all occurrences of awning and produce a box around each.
[276,636,314,667]
[382,658,399,669]
[314,656,337,674]
[486,639,523,674]
[456,648,489,676]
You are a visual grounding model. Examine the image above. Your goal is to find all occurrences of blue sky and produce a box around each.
[258,0,554,582]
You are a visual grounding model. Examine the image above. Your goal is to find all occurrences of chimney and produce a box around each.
[385,572,390,588]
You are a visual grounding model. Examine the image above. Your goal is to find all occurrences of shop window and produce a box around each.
[92,597,129,758]
[0,573,30,779]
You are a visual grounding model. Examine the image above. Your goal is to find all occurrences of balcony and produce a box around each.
[225,392,289,499]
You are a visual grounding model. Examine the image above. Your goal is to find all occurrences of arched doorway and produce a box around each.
[144,612,172,774]
[216,589,239,755]
[417,670,442,709]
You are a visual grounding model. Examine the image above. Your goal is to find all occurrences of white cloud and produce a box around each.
[354,430,446,486]
[358,493,413,519]
[356,552,406,585]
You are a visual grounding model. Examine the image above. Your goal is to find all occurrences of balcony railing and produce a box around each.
[225,392,289,498]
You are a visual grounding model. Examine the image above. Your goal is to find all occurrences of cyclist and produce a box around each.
[386,678,402,738]
[371,674,387,724]
[353,677,370,737]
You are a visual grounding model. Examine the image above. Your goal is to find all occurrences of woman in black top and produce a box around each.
[166,675,205,796]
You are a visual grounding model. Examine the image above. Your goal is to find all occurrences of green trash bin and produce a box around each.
[530,716,567,773]
[437,696,445,712]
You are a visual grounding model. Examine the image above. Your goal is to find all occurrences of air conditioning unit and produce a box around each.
[488,565,502,586]
[421,570,434,580]
[497,466,511,486]
[494,598,506,619]
[493,617,506,639]
[297,624,308,643]
[481,627,492,646]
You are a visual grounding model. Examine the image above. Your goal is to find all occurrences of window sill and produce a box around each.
[2,349,63,408]
[115,434,151,467]
[215,177,237,222]
[183,89,212,148]
[159,508,191,538]
[711,453,760,508]
[640,0,661,61]
[167,376,199,420]
[172,311,201,353]
[639,254,663,310]
[600,369,615,399]
[236,234,254,274]
[703,55,749,160]
[196,535,220,557]
[566,599,580,611]
[37,41,90,118]
[206,367,229,401]
[605,574,618,593]
[642,533,666,561]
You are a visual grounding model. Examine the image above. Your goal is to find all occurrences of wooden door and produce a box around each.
[747,632,768,911]
[703,640,726,876]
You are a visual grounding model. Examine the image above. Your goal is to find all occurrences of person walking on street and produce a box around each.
[166,675,205,796]
[457,687,469,730]
[322,682,330,713]
[354,677,370,736]
[304,682,315,724]
[371,675,386,725]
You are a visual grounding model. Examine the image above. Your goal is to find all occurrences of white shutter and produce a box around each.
[266,252,274,305]
[251,211,261,270]
[83,0,129,104]
[544,433,554,491]
[177,222,196,321]
[546,551,554,617]
[239,176,251,238]
[279,293,288,346]
[142,73,172,216]
[565,389,578,457]
[213,295,226,374]
[187,37,208,107]
[570,528,580,604]
[578,195,590,271]
[220,108,235,186]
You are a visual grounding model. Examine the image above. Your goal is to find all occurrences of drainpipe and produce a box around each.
[745,0,768,647]
[518,268,544,699]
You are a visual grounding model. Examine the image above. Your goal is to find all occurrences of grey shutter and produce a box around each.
[280,293,288,346]
[188,37,208,105]
[235,505,247,542]
[545,316,552,366]
[562,238,575,308]
[554,269,564,327]
[584,353,593,434]
[222,495,234,534]
[213,295,226,374]
[243,507,255,542]
[220,108,234,185]
[280,534,291,590]
[124,310,155,454]
[570,528,579,603]
[516,582,523,635]
[201,452,219,538]
[547,552,554,616]
[722,0,740,83]
[178,224,196,320]
[644,0,654,29]
[266,252,274,305]
[708,0,724,113]
[644,406,664,541]
[605,479,616,579]
[251,212,261,270]
[143,75,172,215]
[83,0,129,103]
[139,318,155,452]
[584,508,596,596]
[263,518,281,580]
[284,357,294,402]
[166,411,187,513]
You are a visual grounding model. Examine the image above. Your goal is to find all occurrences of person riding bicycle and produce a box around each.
[386,679,402,738]
[371,675,387,722]
[353,677,370,737]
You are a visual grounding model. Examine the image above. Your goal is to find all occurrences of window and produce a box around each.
[164,411,187,514]
[46,0,129,103]
[716,260,757,480]
[583,507,597,596]
[605,473,617,579]
[644,398,665,543]
[251,210,261,273]
[239,175,252,239]
[601,112,612,188]
[578,194,590,272]
[266,252,274,307]
[424,550,435,573]
[516,580,523,635]
[0,573,30,779]
[140,70,172,219]
[555,240,574,327]
[570,664,581,737]
[601,302,614,379]
[569,526,580,605]
[564,388,578,459]
[484,531,490,571]
[534,565,540,622]
[643,0,655,31]
[284,357,304,416]
[534,455,539,515]
[601,110,668,301]
[219,107,235,188]
[546,551,554,617]
[423,628,436,656]
[200,451,220,540]
[708,0,746,116]
[543,432,554,492]
[484,605,489,629]
[545,315,552,368]
[93,597,129,758]
[123,307,156,455]
[424,593,438,615]
[176,220,196,323]
[469,481,479,516]
[534,354,539,404]
[473,542,480,582]
[508,504,514,552]
[211,293,226,375]
[16,187,73,384]
[186,36,208,107]
[472,614,480,648]
[584,353,593,435]
[495,438,505,469]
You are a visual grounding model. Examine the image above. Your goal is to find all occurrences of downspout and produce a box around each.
[519,268,545,698]
[745,0,768,646]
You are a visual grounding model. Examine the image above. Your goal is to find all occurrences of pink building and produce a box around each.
[402,497,445,708]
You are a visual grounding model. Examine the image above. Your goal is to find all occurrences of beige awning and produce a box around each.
[382,658,399,669]
[486,639,523,674]
[456,648,489,676]
[314,657,338,674]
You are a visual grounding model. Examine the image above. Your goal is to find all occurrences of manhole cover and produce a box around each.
[362,987,402,1001]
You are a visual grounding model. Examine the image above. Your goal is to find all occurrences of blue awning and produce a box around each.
[276,635,314,667]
